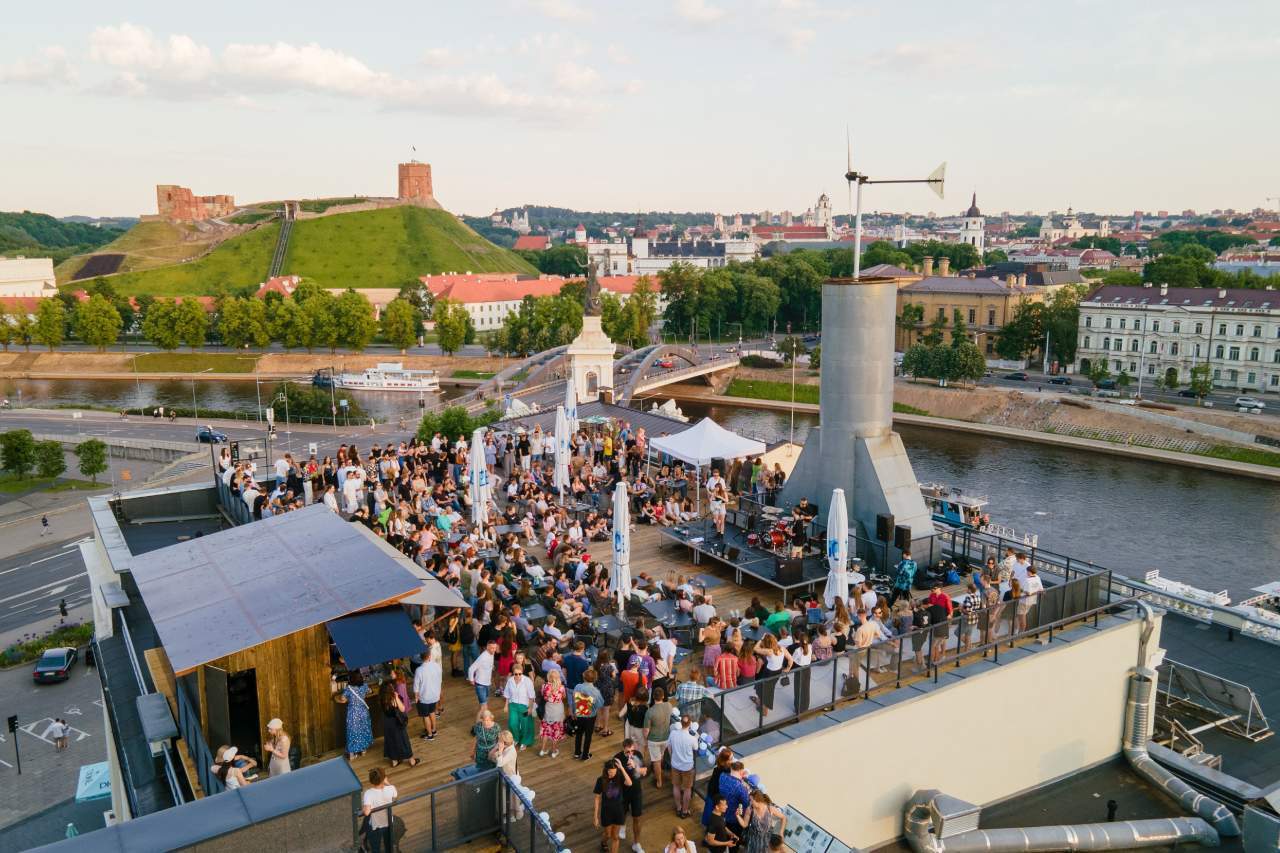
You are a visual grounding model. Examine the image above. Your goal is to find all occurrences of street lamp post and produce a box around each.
[274,389,292,453]
[191,367,214,426]
[787,322,796,445]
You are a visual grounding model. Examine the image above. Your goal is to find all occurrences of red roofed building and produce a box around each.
[751,224,831,243]
[512,235,550,251]
[420,272,664,331]
[256,275,301,299]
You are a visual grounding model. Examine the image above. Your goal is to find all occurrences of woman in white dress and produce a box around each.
[709,485,728,536]
[264,719,292,777]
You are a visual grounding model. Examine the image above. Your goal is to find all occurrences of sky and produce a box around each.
[2,0,1278,219]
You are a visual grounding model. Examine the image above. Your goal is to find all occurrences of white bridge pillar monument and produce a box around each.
[779,276,937,565]
[566,261,616,401]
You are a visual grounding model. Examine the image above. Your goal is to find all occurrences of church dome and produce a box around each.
[965,192,981,218]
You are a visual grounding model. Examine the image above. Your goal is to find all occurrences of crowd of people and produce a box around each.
[214,416,1046,853]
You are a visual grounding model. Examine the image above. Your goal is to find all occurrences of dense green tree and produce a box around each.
[1101,269,1143,286]
[334,290,378,352]
[431,298,470,356]
[74,438,108,483]
[1086,359,1111,387]
[381,298,418,353]
[897,303,924,338]
[901,239,980,272]
[523,244,587,276]
[1149,229,1254,256]
[1187,362,1213,399]
[921,313,947,348]
[394,281,432,337]
[1069,236,1122,254]
[73,294,123,351]
[11,312,35,351]
[1042,284,1088,365]
[733,272,780,336]
[34,440,66,479]
[808,344,820,369]
[174,298,209,351]
[776,336,806,363]
[142,298,181,350]
[982,249,1009,264]
[950,309,969,347]
[301,292,338,353]
[292,279,325,304]
[269,298,310,351]
[0,315,11,351]
[220,297,270,350]
[494,294,583,354]
[859,240,914,270]
[1011,218,1042,238]
[1,429,36,477]
[995,300,1044,361]
[33,298,65,351]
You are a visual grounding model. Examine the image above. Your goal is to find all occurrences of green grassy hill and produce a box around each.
[55,220,238,284]
[283,206,537,286]
[94,205,536,296]
[105,223,281,296]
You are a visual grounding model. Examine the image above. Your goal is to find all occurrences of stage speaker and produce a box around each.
[726,546,741,561]
[711,457,726,475]
[894,524,912,550]
[876,513,895,542]
[775,556,804,584]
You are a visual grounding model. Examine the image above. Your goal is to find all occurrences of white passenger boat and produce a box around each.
[920,482,1039,547]
[1142,570,1230,607]
[335,362,440,392]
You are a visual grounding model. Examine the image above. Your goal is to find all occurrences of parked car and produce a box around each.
[1005,371,1029,381]
[1235,396,1266,410]
[1048,376,1072,385]
[1095,379,1117,390]
[196,425,228,443]
[1177,389,1198,398]
[33,646,77,683]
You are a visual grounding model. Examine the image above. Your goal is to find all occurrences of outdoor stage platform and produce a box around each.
[656,517,855,602]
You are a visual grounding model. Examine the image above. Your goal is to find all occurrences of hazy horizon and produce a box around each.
[3,1,1277,219]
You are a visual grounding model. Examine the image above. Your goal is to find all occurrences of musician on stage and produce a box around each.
[789,513,807,558]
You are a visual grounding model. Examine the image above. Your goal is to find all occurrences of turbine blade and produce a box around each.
[927,161,947,199]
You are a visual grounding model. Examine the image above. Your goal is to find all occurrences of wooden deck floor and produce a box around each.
[332,523,979,853]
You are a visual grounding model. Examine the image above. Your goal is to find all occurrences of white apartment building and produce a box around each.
[0,256,58,298]
[422,273,667,332]
[1075,283,1280,393]
[586,237,758,276]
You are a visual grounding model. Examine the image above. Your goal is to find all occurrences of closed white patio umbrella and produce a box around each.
[553,405,571,501]
[470,426,490,538]
[611,481,632,610]
[823,488,850,609]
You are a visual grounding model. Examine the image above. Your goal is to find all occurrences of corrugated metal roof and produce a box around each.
[496,397,693,438]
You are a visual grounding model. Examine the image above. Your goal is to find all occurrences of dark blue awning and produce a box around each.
[326,606,424,670]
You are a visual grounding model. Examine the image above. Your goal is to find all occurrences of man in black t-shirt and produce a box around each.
[704,797,738,850]
[613,738,647,850]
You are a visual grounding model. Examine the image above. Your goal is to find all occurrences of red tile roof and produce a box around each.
[751,225,828,239]
[255,275,300,298]
[512,235,550,251]
[420,273,652,304]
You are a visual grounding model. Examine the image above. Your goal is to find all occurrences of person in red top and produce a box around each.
[927,583,954,617]
[713,648,740,689]
[618,658,645,707]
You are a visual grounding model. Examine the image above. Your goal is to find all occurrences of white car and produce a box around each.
[1235,396,1266,410]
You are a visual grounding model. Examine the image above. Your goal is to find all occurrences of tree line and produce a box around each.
[485,276,659,356]
[0,277,481,355]
[0,429,108,484]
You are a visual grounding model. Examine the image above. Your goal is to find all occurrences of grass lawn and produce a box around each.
[108,223,281,296]
[282,206,537,290]
[0,474,101,495]
[725,378,930,415]
[132,353,261,373]
[1201,445,1280,468]
[452,369,495,379]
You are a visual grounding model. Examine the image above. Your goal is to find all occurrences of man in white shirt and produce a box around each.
[692,595,717,627]
[666,716,698,818]
[273,454,290,489]
[1016,565,1044,633]
[859,582,877,615]
[413,656,443,740]
[1012,552,1031,584]
[468,640,498,707]
[361,768,398,850]
[705,471,726,494]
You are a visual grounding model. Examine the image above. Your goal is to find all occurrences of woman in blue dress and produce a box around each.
[335,671,373,760]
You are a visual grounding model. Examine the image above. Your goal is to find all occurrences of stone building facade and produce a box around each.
[155,185,235,222]
[397,162,434,204]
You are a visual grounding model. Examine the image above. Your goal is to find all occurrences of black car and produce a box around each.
[1096,379,1117,390]
[33,647,77,683]
[1048,376,1072,385]
[1005,371,1029,381]
[196,425,228,443]
[1177,389,1198,398]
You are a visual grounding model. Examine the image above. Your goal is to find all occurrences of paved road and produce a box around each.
[0,536,92,638]
[981,370,1276,418]
[0,653,107,830]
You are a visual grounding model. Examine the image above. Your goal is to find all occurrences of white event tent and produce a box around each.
[649,418,767,510]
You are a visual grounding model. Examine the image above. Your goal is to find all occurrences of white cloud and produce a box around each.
[516,32,588,57]
[675,0,725,25]
[781,28,815,51]
[860,42,968,74]
[0,46,75,86]
[79,24,584,120]
[420,47,457,68]
[607,43,633,65]
[526,0,591,21]
[553,60,600,92]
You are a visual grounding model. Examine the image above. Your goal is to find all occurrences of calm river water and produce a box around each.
[4,377,1276,598]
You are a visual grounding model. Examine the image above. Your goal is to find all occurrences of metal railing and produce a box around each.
[175,674,225,797]
[352,769,563,853]
[116,610,187,805]
[680,580,1126,749]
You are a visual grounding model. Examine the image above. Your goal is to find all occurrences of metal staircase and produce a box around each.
[267,201,297,278]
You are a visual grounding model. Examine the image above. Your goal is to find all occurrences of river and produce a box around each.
[677,400,1280,600]
[4,377,1277,598]
[0,377,468,423]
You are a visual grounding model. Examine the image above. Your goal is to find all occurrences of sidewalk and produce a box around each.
[0,601,93,653]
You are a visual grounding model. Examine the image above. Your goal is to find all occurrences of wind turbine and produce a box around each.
[845,132,946,278]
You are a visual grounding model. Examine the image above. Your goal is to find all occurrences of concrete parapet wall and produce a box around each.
[33,432,200,462]
[743,615,1150,850]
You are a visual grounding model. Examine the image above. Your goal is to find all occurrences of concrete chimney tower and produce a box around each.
[938,257,951,276]
[922,257,935,277]
[780,277,935,563]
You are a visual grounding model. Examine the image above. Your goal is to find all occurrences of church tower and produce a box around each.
[960,192,984,255]
[815,192,832,235]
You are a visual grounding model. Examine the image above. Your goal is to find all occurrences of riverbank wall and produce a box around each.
[658,387,1280,482]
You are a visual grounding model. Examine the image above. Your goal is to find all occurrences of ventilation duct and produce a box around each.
[903,789,1219,852]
